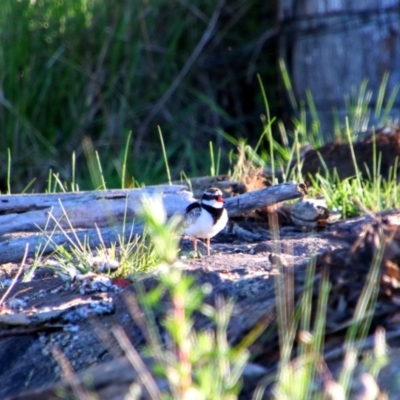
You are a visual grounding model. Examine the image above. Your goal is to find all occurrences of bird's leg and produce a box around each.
[206,238,210,256]
[193,238,197,253]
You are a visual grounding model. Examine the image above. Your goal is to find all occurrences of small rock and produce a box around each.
[88,256,120,273]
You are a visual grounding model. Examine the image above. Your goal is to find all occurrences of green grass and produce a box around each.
[268,234,387,399]
[30,194,165,280]
[120,192,390,399]
[0,0,275,193]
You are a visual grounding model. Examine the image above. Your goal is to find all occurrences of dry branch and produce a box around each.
[224,181,306,216]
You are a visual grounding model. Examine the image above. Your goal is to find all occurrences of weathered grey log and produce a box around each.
[0,185,194,236]
[171,174,245,199]
[0,182,305,236]
[224,181,306,216]
[0,182,306,264]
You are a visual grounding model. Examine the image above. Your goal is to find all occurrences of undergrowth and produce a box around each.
[0,0,275,192]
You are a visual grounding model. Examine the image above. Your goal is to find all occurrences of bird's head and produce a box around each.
[201,187,225,208]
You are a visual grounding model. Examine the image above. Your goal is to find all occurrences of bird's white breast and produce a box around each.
[183,208,228,239]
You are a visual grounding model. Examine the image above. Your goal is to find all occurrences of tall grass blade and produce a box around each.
[7,148,11,194]
[217,129,240,146]
[279,58,297,110]
[305,89,322,146]
[71,151,77,192]
[313,267,330,357]
[209,141,216,176]
[216,146,221,177]
[95,151,107,190]
[180,170,192,192]
[47,169,53,193]
[82,137,105,190]
[339,225,385,395]
[372,127,377,183]
[21,178,36,194]
[278,120,289,147]
[122,130,132,189]
[52,173,67,193]
[381,83,400,124]
[374,72,389,120]
[257,74,276,180]
[158,126,171,185]
[344,118,362,194]
[0,244,29,307]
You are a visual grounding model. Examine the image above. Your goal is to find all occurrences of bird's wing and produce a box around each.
[183,202,202,228]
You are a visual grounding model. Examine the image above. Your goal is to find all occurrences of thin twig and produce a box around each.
[51,345,96,400]
[112,324,162,399]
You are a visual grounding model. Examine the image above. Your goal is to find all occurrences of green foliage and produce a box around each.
[154,275,247,399]
[0,0,274,192]
[231,72,400,218]
[131,195,249,398]
[135,191,389,399]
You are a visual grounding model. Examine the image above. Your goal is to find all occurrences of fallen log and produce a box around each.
[0,185,194,236]
[0,182,306,264]
[224,182,306,215]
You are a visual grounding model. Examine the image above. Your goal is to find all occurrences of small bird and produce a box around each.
[183,187,228,256]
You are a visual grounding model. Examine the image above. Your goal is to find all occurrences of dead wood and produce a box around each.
[224,181,306,216]
[0,185,194,236]
[0,182,306,265]
[4,214,400,399]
